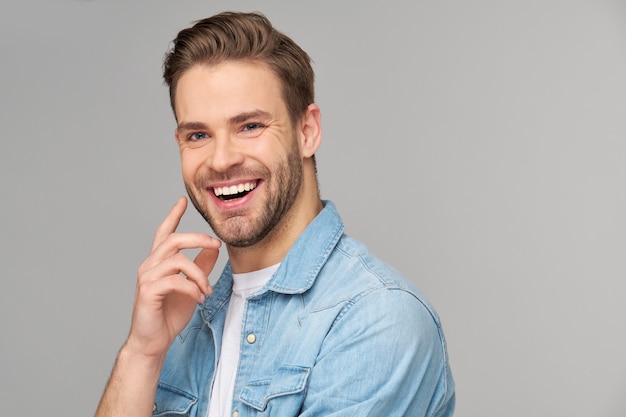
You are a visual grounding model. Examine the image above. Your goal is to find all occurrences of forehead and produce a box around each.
[174,61,287,122]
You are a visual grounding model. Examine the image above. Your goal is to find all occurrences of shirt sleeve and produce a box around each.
[299,287,455,417]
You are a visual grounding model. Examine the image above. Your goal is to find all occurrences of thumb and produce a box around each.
[194,246,220,277]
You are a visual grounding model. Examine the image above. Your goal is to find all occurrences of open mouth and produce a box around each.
[213,181,258,201]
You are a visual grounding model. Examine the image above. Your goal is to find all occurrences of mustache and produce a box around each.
[193,166,270,186]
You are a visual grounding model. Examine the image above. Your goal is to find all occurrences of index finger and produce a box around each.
[151,196,188,252]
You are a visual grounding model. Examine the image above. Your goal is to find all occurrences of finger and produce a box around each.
[139,233,220,283]
[138,273,206,305]
[140,252,213,295]
[151,196,188,252]
[194,246,221,277]
[144,232,221,271]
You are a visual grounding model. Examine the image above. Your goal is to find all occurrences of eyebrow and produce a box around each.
[176,121,209,131]
[177,110,272,131]
[228,110,272,125]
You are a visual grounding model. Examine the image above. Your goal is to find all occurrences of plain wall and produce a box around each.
[1,1,625,416]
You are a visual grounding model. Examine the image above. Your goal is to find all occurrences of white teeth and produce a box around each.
[213,181,257,197]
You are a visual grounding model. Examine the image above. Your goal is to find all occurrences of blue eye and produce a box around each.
[188,132,209,141]
[242,123,264,131]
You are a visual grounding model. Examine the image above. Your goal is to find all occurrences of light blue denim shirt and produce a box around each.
[154,201,455,417]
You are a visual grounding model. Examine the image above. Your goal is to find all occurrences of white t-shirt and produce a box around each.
[207,263,279,417]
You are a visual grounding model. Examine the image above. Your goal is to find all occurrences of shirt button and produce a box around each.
[246,333,256,344]
[232,411,239,417]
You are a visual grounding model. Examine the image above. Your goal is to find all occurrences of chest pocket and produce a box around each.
[239,365,311,412]
[153,383,197,416]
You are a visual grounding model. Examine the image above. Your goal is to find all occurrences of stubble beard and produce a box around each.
[185,141,304,248]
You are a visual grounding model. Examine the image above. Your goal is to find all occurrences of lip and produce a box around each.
[207,179,261,210]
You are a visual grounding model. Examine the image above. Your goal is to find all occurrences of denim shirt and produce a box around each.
[154,201,455,417]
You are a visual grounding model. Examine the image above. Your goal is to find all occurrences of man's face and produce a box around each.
[174,61,304,247]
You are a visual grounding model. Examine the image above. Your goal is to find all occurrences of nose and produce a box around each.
[207,133,244,172]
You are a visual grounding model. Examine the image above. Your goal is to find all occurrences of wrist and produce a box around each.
[118,341,167,374]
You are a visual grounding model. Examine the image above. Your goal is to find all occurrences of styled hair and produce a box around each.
[163,11,315,124]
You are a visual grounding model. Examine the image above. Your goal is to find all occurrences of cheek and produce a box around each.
[180,152,204,180]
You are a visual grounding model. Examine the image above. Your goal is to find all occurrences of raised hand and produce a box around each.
[95,197,221,417]
[126,196,221,359]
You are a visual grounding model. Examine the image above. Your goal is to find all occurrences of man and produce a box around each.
[95,11,455,417]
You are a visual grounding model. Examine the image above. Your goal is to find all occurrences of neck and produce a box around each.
[227,167,322,273]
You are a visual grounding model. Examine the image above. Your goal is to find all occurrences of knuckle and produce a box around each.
[137,260,149,276]
[135,279,153,295]
[173,252,189,264]
[155,221,170,234]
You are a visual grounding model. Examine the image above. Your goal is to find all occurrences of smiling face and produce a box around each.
[175,61,307,248]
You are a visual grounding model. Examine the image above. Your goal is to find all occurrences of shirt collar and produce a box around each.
[265,200,344,294]
[202,200,344,321]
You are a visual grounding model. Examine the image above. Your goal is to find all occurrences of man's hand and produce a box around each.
[95,197,221,417]
[126,196,221,359]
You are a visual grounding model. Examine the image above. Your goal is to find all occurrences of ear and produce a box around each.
[299,103,322,158]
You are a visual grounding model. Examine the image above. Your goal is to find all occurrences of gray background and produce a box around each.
[1,1,625,416]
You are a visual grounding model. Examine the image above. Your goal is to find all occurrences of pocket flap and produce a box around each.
[240,365,311,411]
[153,383,198,416]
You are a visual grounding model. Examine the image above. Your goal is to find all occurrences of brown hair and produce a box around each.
[163,11,315,124]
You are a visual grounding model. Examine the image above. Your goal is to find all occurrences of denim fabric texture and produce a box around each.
[155,201,455,417]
